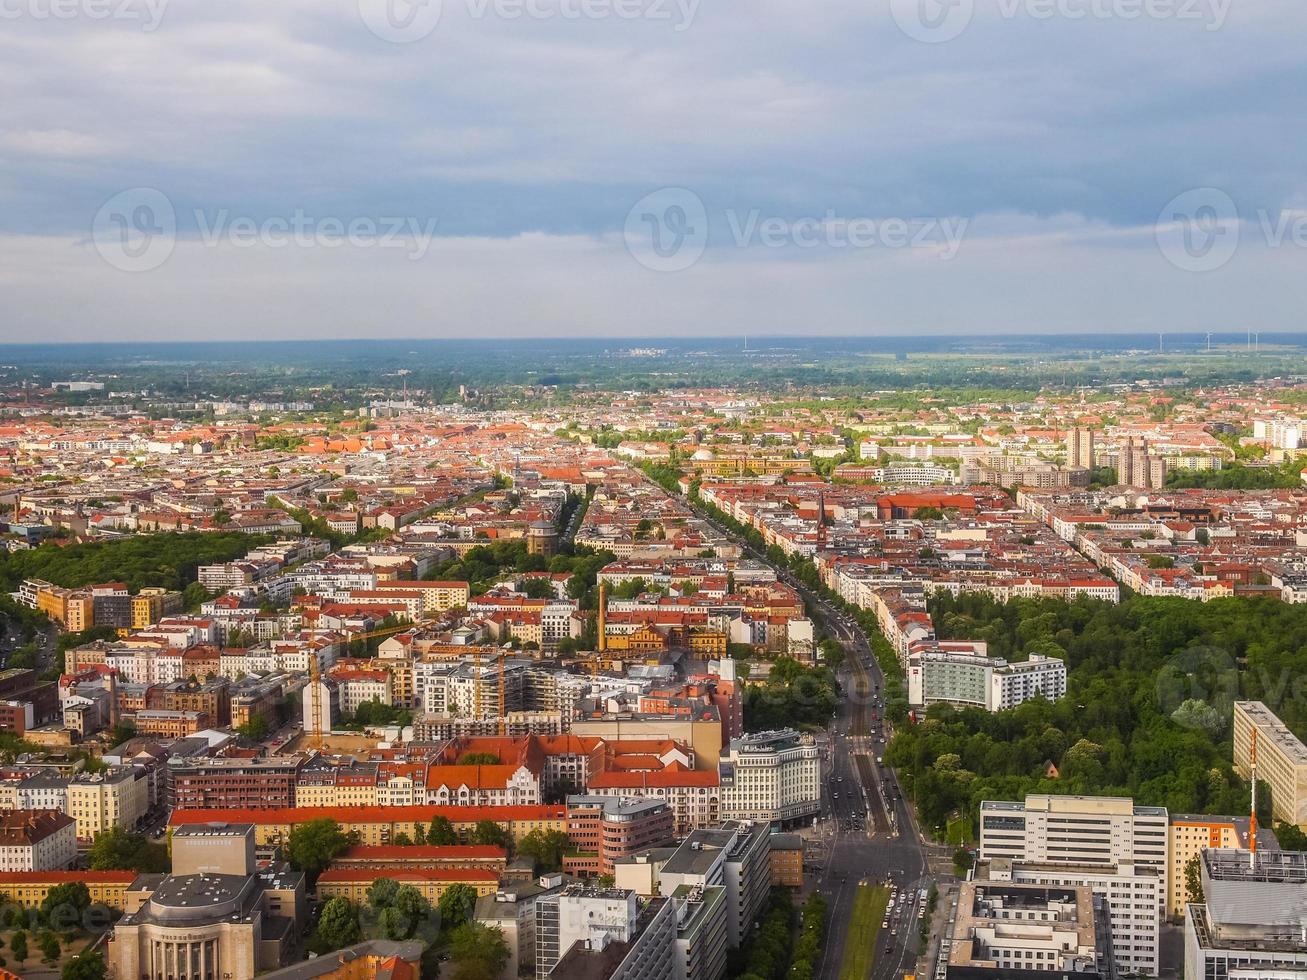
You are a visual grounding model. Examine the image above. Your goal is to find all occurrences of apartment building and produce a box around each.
[1166,814,1248,919]
[907,651,1067,712]
[717,729,820,826]
[168,756,303,811]
[1233,701,1307,828]
[66,768,147,841]
[0,810,77,871]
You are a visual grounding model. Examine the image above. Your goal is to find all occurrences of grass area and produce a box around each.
[946,817,973,846]
[838,884,891,980]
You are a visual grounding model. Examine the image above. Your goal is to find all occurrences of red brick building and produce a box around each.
[564,795,675,877]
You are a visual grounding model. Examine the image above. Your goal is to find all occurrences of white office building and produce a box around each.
[979,796,1170,976]
[717,729,820,825]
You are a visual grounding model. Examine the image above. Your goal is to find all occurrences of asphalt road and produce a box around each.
[683,495,943,980]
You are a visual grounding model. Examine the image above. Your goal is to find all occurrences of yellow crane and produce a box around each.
[308,621,414,751]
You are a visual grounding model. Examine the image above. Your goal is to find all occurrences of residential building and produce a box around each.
[168,756,303,811]
[0,809,77,871]
[66,767,147,841]
[1232,701,1307,829]
[1166,814,1248,919]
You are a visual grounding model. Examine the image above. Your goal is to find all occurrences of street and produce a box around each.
[688,497,949,980]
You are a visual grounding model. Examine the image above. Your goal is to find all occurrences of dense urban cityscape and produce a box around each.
[0,339,1301,980]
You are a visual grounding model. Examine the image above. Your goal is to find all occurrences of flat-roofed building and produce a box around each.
[945,880,1117,980]
[1184,848,1307,980]
[974,859,1160,976]
[1166,814,1249,919]
[1233,701,1307,829]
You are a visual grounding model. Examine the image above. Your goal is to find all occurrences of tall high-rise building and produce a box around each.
[1067,427,1096,470]
[979,795,1169,975]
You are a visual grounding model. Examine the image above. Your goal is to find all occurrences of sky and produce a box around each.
[0,0,1304,341]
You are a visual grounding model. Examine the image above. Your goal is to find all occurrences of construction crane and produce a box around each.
[309,621,415,751]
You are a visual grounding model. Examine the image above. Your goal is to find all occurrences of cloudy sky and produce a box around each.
[0,0,1304,341]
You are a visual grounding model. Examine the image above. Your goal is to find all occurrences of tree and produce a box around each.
[9,931,26,964]
[314,897,361,951]
[457,752,502,765]
[87,828,168,873]
[516,829,569,872]
[41,881,90,930]
[437,882,479,930]
[381,885,430,940]
[471,819,512,851]
[38,931,61,964]
[235,714,270,740]
[428,815,457,845]
[1184,856,1203,906]
[1275,822,1307,850]
[62,951,106,980]
[366,878,400,910]
[448,921,511,980]
[287,819,351,881]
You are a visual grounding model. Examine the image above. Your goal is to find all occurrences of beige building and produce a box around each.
[67,767,147,841]
[109,823,305,980]
[1166,814,1247,918]
[1233,701,1307,829]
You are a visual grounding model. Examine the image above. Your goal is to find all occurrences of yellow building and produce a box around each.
[170,805,566,849]
[35,586,69,625]
[67,768,148,841]
[1166,814,1246,917]
[316,867,499,904]
[66,593,94,632]
[0,870,136,910]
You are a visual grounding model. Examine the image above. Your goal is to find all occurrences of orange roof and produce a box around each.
[587,769,718,789]
[0,870,136,884]
[318,867,499,884]
[338,844,506,861]
[169,804,564,825]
